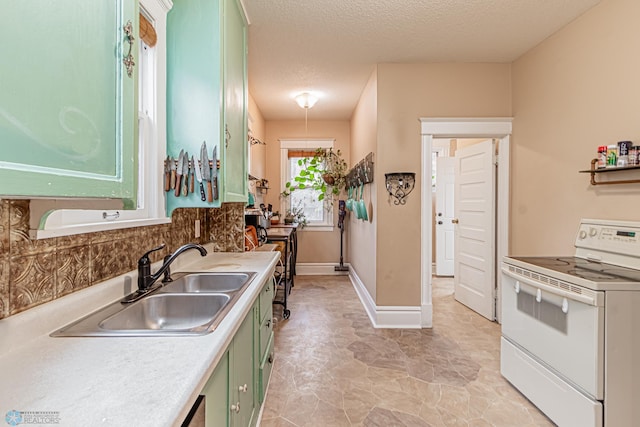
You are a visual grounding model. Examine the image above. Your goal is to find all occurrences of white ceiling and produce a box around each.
[242,0,600,121]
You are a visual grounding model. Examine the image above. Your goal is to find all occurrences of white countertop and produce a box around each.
[0,247,279,427]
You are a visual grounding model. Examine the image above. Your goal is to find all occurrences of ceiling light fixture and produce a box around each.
[294,92,318,109]
[294,92,318,134]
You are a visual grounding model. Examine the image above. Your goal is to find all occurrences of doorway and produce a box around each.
[420,118,512,328]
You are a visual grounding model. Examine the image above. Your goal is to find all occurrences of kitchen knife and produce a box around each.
[170,156,177,190]
[194,152,206,201]
[212,146,219,200]
[164,155,171,192]
[201,142,213,202]
[189,154,195,193]
[181,151,189,196]
[175,149,184,197]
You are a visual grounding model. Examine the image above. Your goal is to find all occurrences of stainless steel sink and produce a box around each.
[160,272,256,293]
[99,293,230,332]
[51,271,256,337]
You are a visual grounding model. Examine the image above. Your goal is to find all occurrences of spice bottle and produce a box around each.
[606,145,618,168]
[597,146,607,168]
[618,141,631,167]
[630,146,639,166]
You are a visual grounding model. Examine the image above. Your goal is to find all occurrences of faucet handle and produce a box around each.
[138,244,166,265]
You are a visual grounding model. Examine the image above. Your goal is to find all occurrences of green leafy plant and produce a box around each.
[281,148,347,203]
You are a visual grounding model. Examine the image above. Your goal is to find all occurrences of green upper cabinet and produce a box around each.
[166,0,248,215]
[222,0,249,203]
[0,0,138,205]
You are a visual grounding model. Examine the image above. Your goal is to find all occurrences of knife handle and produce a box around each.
[213,176,219,200]
[206,180,213,202]
[175,176,182,197]
[199,183,206,201]
[189,172,194,193]
[182,173,188,196]
[170,170,176,190]
[164,171,170,192]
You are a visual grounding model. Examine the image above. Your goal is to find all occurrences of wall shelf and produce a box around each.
[579,159,640,185]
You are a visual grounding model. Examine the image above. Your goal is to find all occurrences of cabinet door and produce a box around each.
[203,351,229,427]
[221,0,248,203]
[166,0,249,215]
[230,308,255,427]
[0,0,137,202]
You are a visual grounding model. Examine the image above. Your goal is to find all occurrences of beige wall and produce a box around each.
[349,69,378,299]
[511,0,640,255]
[375,63,512,306]
[248,93,267,179]
[264,120,351,263]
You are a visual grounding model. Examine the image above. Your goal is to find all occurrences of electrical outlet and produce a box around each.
[194,220,201,238]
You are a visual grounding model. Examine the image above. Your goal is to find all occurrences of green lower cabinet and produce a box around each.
[230,309,256,427]
[202,351,229,427]
[259,333,275,405]
[199,277,275,427]
[257,279,275,406]
[201,306,256,427]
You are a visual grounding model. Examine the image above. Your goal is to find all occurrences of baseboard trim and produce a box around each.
[348,268,422,329]
[296,263,350,275]
[421,303,433,328]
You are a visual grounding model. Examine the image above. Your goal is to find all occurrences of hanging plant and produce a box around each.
[281,148,347,203]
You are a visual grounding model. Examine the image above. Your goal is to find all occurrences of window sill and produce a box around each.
[301,225,334,232]
[30,217,171,240]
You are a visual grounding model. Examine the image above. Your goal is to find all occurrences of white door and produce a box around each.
[435,157,455,276]
[454,139,496,320]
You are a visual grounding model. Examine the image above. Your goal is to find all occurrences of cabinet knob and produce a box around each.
[452,219,459,224]
[230,402,241,413]
[238,383,248,393]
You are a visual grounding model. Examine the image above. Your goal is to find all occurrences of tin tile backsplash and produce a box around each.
[0,200,245,319]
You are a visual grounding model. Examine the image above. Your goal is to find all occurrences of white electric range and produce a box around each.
[501,219,640,427]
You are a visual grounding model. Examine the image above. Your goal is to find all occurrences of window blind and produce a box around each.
[139,13,157,47]
[287,150,317,159]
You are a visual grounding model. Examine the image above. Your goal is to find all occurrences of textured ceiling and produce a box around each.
[242,0,600,121]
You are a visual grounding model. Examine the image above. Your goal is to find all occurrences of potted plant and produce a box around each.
[270,211,280,225]
[281,148,347,203]
[284,205,308,228]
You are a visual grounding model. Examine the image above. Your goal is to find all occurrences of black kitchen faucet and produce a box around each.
[122,243,207,303]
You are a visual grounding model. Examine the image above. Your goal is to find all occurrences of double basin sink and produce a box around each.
[52,272,256,337]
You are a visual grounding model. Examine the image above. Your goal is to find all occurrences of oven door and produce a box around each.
[501,264,605,399]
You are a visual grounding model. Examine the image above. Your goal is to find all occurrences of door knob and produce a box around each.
[452,219,459,224]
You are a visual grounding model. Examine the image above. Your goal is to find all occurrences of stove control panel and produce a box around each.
[575,219,640,267]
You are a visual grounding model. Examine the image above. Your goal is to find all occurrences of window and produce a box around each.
[431,139,450,192]
[280,139,335,230]
[34,0,172,238]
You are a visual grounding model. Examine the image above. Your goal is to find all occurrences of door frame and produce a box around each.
[419,118,512,327]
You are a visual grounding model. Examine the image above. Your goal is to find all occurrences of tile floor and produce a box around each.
[262,275,555,427]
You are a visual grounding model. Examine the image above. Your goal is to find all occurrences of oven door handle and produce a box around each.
[502,267,602,306]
